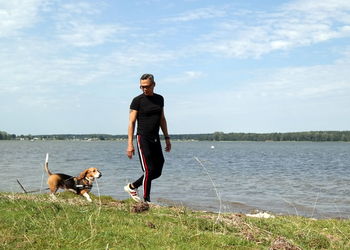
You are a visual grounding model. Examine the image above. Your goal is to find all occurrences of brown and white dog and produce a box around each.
[44,154,102,202]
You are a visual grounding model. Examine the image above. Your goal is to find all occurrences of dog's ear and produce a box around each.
[77,169,89,180]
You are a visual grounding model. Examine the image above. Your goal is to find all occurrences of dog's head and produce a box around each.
[77,168,102,181]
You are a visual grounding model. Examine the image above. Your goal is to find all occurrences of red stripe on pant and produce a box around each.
[137,135,149,200]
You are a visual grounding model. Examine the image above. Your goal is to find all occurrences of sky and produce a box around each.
[1,0,350,135]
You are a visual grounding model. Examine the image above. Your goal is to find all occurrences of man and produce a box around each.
[125,73,171,203]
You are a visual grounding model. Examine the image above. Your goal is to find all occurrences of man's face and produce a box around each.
[140,79,155,96]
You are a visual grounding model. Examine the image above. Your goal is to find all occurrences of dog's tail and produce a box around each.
[44,153,52,176]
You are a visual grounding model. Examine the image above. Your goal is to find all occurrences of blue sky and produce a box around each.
[1,0,350,135]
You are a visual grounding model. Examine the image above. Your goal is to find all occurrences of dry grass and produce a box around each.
[1,192,350,249]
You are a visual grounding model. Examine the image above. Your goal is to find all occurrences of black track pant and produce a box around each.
[132,134,164,201]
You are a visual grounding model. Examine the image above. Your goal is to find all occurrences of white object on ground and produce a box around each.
[246,212,275,218]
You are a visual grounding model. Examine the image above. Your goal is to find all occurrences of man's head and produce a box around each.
[140,73,155,96]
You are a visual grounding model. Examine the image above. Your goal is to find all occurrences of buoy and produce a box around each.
[211,145,215,149]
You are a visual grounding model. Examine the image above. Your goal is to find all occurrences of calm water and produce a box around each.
[1,140,349,218]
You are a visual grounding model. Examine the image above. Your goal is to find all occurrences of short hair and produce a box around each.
[140,73,155,84]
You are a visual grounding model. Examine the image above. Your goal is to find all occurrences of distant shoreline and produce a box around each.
[1,139,350,143]
[1,130,350,142]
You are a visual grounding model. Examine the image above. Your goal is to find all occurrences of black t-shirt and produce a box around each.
[130,93,164,136]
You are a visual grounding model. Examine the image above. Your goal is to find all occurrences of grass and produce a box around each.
[0,192,349,249]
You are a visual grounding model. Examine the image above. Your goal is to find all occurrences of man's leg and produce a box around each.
[132,175,143,189]
[136,135,166,202]
[143,136,165,201]
[136,135,152,201]
[151,141,164,180]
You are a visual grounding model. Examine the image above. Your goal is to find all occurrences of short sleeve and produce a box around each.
[161,96,164,107]
[130,96,140,111]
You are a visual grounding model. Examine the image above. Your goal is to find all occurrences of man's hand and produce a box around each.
[127,145,135,159]
[165,139,171,152]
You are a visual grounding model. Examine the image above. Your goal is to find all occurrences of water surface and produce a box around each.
[1,140,349,218]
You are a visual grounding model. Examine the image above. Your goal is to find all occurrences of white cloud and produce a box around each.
[61,1,103,15]
[192,54,350,104]
[163,71,204,84]
[0,36,180,99]
[57,21,126,47]
[165,7,226,22]
[50,1,127,47]
[0,38,103,95]
[168,57,350,133]
[54,1,106,21]
[282,0,350,12]
[197,0,350,58]
[2,0,350,134]
[254,64,350,100]
[185,71,203,78]
[0,0,47,37]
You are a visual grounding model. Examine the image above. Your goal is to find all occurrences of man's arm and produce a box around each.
[160,109,171,152]
[127,109,138,159]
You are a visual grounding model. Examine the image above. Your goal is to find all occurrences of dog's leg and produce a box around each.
[82,192,92,202]
[48,185,58,200]
[50,193,57,200]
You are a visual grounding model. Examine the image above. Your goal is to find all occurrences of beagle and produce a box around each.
[44,154,102,202]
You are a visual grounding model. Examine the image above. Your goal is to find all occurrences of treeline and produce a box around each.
[33,134,127,141]
[1,130,350,142]
[0,131,127,141]
[171,131,350,142]
[0,131,16,140]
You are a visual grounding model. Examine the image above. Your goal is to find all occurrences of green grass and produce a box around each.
[0,192,349,249]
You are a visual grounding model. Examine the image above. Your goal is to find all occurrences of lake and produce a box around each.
[1,140,349,218]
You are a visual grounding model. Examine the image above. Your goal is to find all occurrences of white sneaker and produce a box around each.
[124,184,141,202]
